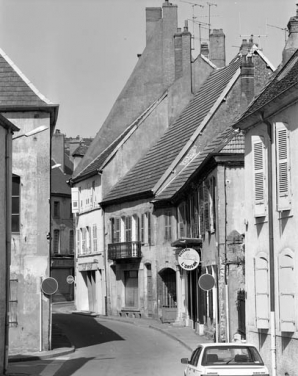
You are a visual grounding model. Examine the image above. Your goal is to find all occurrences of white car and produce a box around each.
[181,342,269,376]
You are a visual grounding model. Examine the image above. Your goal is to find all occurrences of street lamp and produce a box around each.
[12,125,48,140]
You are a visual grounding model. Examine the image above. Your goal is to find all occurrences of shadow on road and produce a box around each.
[52,356,96,376]
[53,313,124,349]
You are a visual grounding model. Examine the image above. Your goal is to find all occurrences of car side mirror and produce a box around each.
[181,358,189,364]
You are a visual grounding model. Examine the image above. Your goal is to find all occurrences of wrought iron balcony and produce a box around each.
[108,241,142,260]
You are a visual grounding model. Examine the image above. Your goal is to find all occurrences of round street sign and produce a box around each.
[199,274,215,291]
[178,248,200,271]
[66,275,75,284]
[41,277,58,295]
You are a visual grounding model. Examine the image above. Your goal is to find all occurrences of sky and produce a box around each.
[0,0,295,138]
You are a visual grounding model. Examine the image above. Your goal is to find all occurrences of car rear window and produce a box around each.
[201,346,264,366]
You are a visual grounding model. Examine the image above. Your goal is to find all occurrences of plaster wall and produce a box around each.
[244,103,298,375]
[7,112,51,353]
[74,174,105,314]
[104,199,178,319]
[102,97,169,196]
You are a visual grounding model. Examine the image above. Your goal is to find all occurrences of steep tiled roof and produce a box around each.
[72,144,89,157]
[155,127,244,201]
[0,48,53,106]
[71,94,166,182]
[102,57,241,204]
[238,49,298,123]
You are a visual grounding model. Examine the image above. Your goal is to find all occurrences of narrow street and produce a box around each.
[8,312,190,376]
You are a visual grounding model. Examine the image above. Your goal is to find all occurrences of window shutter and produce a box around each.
[279,251,295,332]
[252,136,267,217]
[199,185,204,237]
[178,204,185,238]
[209,178,215,233]
[71,187,79,213]
[255,255,269,329]
[276,122,291,211]
[115,218,120,243]
[147,212,152,245]
[204,183,210,231]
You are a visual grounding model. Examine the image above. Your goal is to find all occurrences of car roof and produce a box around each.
[198,342,256,349]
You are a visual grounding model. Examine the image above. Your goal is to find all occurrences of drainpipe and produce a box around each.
[224,165,230,343]
[262,115,276,376]
[4,130,13,374]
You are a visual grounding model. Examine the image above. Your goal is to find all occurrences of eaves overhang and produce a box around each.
[100,190,153,208]
[69,169,102,186]
[0,104,59,127]
[154,152,244,208]
[234,82,298,131]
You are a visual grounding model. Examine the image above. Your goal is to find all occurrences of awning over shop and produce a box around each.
[171,238,202,248]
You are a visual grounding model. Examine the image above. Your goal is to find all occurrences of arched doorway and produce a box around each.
[158,268,177,323]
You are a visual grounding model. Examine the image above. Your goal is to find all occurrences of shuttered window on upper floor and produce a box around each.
[279,249,295,332]
[71,187,79,213]
[254,253,269,329]
[276,122,291,211]
[252,135,267,217]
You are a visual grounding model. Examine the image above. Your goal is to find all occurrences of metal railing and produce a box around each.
[108,241,142,260]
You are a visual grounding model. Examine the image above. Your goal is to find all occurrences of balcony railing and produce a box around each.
[108,241,142,260]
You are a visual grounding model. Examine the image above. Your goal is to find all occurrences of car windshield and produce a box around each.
[201,346,264,366]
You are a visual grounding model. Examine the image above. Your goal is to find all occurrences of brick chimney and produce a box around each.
[209,29,226,67]
[146,7,162,45]
[162,0,178,86]
[174,21,191,80]
[200,42,209,58]
[282,4,298,65]
[52,129,65,172]
[240,53,255,111]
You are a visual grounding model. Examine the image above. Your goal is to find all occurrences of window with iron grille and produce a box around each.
[12,175,20,233]
[53,229,60,254]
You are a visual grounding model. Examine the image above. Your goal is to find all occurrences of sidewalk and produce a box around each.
[8,302,212,363]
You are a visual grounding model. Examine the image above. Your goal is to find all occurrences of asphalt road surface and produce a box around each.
[8,313,190,376]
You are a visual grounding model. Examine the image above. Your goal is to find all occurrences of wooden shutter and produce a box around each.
[209,178,215,233]
[115,218,120,243]
[147,212,152,245]
[178,204,185,238]
[71,187,79,213]
[252,136,266,217]
[204,182,210,231]
[198,185,205,237]
[276,122,291,210]
[255,255,269,329]
[279,251,295,332]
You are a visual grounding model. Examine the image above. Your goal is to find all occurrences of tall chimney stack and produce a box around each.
[282,4,298,65]
[209,29,226,68]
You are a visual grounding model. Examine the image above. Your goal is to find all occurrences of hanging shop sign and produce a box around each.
[178,248,200,271]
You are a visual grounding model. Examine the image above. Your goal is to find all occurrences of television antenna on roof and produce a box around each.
[207,2,217,36]
[267,23,288,43]
[179,0,204,51]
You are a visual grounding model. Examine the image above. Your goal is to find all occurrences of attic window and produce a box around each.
[277,55,298,81]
